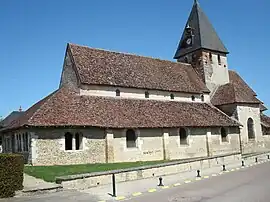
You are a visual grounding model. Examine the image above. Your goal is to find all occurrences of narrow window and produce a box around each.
[116,89,120,97]
[126,129,137,148]
[170,93,175,100]
[75,133,82,150]
[23,133,29,152]
[179,128,188,145]
[191,95,195,101]
[145,91,149,98]
[221,127,228,142]
[218,54,221,65]
[184,57,188,63]
[247,118,255,140]
[65,132,73,150]
[201,95,204,102]
[209,52,213,63]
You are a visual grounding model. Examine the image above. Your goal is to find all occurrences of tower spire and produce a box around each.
[174,1,228,59]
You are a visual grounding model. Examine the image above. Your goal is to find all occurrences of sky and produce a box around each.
[0,0,270,118]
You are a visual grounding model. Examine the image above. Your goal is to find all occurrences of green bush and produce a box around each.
[0,153,24,198]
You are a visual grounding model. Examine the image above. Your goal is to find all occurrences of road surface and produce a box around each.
[2,162,270,202]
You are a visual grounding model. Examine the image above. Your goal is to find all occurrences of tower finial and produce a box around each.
[194,0,198,4]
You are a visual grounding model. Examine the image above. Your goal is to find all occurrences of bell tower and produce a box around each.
[174,0,230,93]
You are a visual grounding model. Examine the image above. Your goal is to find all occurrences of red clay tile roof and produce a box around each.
[211,70,261,106]
[5,87,240,130]
[261,114,270,128]
[68,43,209,94]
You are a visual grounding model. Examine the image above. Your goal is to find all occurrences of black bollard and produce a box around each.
[112,174,116,197]
[197,170,201,178]
[222,165,226,171]
[268,155,270,160]
[242,160,245,167]
[255,157,258,163]
[158,177,164,186]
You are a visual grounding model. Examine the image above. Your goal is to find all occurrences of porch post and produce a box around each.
[105,129,114,163]
[162,129,170,160]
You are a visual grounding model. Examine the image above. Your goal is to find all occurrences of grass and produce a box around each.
[24,160,173,182]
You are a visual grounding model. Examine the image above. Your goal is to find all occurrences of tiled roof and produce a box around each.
[261,114,270,128]
[4,87,240,130]
[0,111,24,128]
[211,70,261,106]
[68,43,209,94]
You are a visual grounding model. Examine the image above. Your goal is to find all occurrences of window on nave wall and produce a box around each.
[65,132,83,151]
[126,129,137,148]
[179,127,188,145]
[247,118,255,140]
[221,127,228,142]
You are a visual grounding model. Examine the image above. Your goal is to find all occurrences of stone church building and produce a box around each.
[1,1,270,165]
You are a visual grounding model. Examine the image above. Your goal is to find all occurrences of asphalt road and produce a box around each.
[126,162,270,202]
[2,162,270,202]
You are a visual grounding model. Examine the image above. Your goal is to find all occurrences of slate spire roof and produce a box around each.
[174,0,229,59]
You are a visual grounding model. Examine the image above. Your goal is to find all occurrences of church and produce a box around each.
[1,0,270,165]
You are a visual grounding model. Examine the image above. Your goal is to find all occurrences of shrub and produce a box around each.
[0,153,24,198]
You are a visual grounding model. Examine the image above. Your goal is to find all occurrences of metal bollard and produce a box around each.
[222,165,226,171]
[112,174,116,197]
[268,155,270,160]
[255,157,258,163]
[197,170,201,178]
[242,160,245,167]
[158,177,164,186]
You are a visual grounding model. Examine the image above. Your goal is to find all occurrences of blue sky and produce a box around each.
[0,0,269,118]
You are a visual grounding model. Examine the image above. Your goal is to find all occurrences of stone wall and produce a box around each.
[59,51,79,88]
[236,104,265,154]
[80,84,210,103]
[18,126,242,165]
[31,128,106,165]
[209,127,241,156]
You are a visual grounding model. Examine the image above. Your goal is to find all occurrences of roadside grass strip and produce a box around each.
[115,196,126,200]
[132,192,142,197]
[148,188,157,193]
[173,183,181,186]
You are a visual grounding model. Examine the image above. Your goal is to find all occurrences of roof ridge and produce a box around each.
[68,43,191,67]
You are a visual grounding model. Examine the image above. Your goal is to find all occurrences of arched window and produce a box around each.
[221,127,228,142]
[247,118,255,140]
[145,91,149,98]
[201,95,204,102]
[126,129,137,148]
[218,54,221,65]
[170,93,175,100]
[179,128,188,145]
[65,132,73,150]
[191,95,195,101]
[209,52,212,63]
[116,89,120,97]
[75,133,83,150]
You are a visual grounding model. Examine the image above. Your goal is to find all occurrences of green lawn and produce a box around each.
[24,160,173,182]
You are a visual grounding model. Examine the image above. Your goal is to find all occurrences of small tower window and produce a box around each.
[170,93,175,100]
[116,89,120,97]
[218,54,221,65]
[201,95,204,102]
[209,52,213,63]
[179,128,188,145]
[191,95,195,101]
[221,127,228,142]
[145,91,149,98]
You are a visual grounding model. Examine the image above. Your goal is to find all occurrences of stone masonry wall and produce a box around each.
[236,105,266,154]
[31,128,106,165]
